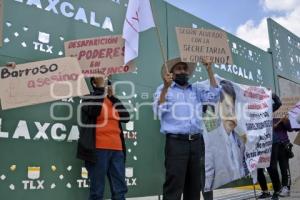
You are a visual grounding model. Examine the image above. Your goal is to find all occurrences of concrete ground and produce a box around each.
[213,178,300,200]
[127,178,300,200]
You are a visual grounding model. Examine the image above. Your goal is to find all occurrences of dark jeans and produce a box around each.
[278,143,291,188]
[257,143,282,192]
[257,168,270,191]
[163,134,205,200]
[201,138,213,200]
[85,149,127,200]
[202,191,213,200]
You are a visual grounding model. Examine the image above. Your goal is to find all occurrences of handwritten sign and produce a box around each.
[0,57,89,110]
[64,35,135,77]
[273,96,300,119]
[176,27,233,64]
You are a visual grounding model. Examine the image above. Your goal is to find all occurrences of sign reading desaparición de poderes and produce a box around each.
[64,35,135,77]
[176,27,233,64]
[0,57,89,110]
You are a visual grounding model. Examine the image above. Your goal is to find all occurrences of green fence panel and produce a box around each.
[268,18,300,85]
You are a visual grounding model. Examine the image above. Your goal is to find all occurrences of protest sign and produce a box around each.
[64,35,135,77]
[176,27,233,64]
[0,57,89,110]
[273,96,300,119]
[288,101,300,129]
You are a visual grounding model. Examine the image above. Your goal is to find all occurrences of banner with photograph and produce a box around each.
[200,76,272,191]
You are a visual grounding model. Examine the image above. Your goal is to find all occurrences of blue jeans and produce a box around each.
[85,149,127,200]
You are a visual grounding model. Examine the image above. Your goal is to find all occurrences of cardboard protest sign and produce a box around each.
[288,101,300,129]
[273,96,300,119]
[0,57,89,110]
[176,27,233,64]
[0,0,3,47]
[294,132,300,146]
[64,35,135,77]
[201,76,272,191]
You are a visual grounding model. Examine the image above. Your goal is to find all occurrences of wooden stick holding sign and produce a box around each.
[0,57,89,110]
[176,27,233,65]
[149,0,169,73]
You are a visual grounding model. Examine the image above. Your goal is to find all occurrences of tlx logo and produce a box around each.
[33,32,53,54]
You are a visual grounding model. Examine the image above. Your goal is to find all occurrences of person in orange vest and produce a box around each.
[77,76,130,200]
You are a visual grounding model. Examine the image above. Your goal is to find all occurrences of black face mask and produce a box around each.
[174,73,189,86]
